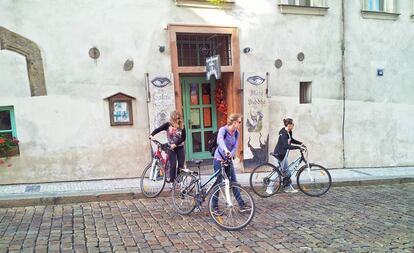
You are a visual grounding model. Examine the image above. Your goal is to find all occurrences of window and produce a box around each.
[0,106,19,157]
[361,0,399,20]
[299,82,312,104]
[0,106,17,138]
[279,0,328,15]
[176,33,232,67]
[282,0,326,7]
[363,0,396,12]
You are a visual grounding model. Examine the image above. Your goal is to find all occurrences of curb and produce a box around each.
[0,178,413,208]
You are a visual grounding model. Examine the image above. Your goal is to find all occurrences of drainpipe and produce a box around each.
[340,0,346,168]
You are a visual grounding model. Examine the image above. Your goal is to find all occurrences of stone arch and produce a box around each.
[0,26,47,96]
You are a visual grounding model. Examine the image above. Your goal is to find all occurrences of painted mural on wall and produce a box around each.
[146,74,176,142]
[243,73,270,168]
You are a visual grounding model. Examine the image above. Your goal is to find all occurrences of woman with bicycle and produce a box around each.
[149,110,186,183]
[272,118,305,193]
[212,113,249,214]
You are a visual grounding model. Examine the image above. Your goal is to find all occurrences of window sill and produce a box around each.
[175,0,235,9]
[0,145,20,158]
[278,4,329,16]
[361,10,400,20]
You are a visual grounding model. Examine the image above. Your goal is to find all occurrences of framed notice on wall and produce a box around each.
[105,92,136,126]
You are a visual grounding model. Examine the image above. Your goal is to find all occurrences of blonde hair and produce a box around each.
[170,110,183,129]
[227,113,242,126]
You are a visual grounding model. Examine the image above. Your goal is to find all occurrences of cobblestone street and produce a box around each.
[0,183,413,253]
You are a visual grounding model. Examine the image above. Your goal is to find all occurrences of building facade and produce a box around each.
[0,0,413,184]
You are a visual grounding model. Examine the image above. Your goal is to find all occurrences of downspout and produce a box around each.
[340,0,346,168]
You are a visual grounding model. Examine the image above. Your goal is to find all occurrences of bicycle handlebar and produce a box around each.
[150,138,172,151]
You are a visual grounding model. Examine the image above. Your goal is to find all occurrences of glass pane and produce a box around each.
[204,131,213,151]
[203,108,212,128]
[190,83,199,105]
[190,109,201,129]
[202,83,211,104]
[0,111,11,131]
[192,132,202,152]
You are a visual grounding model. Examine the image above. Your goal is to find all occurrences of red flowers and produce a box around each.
[215,81,227,126]
[0,138,5,145]
[0,135,19,159]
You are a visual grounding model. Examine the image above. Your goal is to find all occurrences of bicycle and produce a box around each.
[249,147,332,197]
[140,139,172,198]
[171,158,255,231]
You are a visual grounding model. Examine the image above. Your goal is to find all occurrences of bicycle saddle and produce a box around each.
[192,159,203,165]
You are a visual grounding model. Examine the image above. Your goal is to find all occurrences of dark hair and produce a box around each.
[283,118,293,127]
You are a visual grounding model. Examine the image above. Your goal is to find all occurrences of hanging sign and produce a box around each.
[206,55,221,80]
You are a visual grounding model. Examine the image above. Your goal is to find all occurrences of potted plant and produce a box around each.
[0,134,19,159]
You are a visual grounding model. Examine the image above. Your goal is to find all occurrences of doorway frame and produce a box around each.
[168,24,242,159]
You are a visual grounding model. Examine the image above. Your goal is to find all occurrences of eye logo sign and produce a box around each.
[247,76,265,86]
[151,77,171,88]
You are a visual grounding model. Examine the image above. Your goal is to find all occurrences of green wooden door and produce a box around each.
[181,77,217,160]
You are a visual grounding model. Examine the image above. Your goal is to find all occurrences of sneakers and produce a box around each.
[284,184,298,193]
[265,188,274,195]
[212,208,224,216]
[239,205,251,213]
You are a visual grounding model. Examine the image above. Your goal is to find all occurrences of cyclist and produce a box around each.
[268,118,305,193]
[149,110,186,183]
[212,113,249,214]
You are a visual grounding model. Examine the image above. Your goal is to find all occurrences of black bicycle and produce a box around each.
[249,147,332,197]
[171,158,255,231]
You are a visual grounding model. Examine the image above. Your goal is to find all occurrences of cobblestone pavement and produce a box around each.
[0,183,413,253]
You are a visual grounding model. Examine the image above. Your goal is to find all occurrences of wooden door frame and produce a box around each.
[168,24,242,159]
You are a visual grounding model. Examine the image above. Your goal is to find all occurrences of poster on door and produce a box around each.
[146,73,176,142]
[243,72,270,168]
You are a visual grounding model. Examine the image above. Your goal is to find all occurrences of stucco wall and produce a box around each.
[0,0,413,184]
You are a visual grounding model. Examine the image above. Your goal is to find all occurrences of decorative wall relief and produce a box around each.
[0,26,47,96]
[243,72,270,168]
[146,73,176,136]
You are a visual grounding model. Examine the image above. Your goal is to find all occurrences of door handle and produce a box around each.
[188,119,191,129]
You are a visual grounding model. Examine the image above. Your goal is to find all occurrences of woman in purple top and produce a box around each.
[212,113,248,214]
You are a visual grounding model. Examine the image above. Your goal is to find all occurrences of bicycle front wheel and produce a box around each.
[171,172,197,215]
[140,159,166,198]
[249,163,282,197]
[297,163,332,197]
[208,183,255,231]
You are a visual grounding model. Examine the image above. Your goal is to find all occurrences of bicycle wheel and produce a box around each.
[171,172,197,215]
[297,163,332,197]
[249,163,282,197]
[208,183,255,231]
[140,159,166,198]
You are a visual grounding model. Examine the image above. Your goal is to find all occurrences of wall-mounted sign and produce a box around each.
[243,72,270,169]
[206,55,221,80]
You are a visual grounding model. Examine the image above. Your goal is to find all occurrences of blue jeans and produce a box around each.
[211,159,245,209]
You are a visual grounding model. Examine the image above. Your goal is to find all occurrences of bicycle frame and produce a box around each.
[149,140,169,180]
[282,149,311,178]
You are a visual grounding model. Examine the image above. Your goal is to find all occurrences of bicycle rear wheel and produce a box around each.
[249,163,282,197]
[297,163,332,197]
[208,183,255,231]
[171,172,197,215]
[140,159,166,198]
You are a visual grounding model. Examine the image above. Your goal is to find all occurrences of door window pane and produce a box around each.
[203,108,212,128]
[190,109,201,129]
[204,131,213,151]
[0,111,11,131]
[190,83,199,105]
[192,132,202,152]
[202,83,211,104]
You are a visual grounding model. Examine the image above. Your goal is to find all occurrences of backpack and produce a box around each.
[207,130,238,157]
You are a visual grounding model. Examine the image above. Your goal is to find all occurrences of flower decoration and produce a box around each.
[0,134,19,160]
[215,81,227,126]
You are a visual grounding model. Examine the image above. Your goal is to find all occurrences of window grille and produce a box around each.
[176,33,232,67]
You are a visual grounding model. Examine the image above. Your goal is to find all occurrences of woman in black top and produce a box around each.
[273,118,305,191]
[149,110,186,182]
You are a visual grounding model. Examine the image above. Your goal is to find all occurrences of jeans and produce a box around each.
[266,151,289,192]
[167,145,185,182]
[211,159,245,210]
